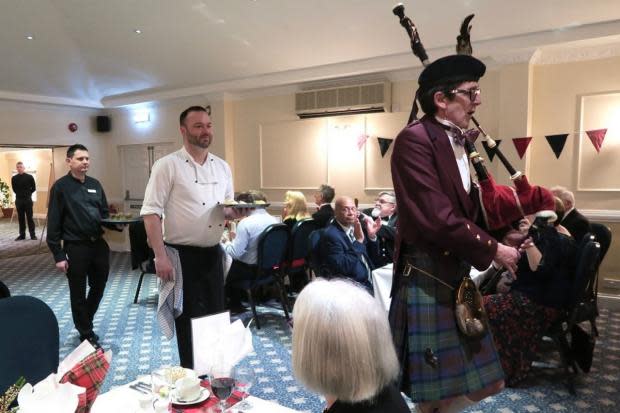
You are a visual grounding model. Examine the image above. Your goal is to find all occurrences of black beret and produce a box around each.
[418,55,486,92]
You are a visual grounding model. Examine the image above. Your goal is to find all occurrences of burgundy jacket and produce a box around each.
[391,115,497,286]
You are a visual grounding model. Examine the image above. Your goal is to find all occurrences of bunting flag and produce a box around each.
[377,137,394,157]
[357,133,369,151]
[481,139,501,162]
[545,134,568,159]
[512,137,532,159]
[586,128,607,153]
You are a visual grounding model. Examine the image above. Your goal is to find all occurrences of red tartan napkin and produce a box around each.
[59,349,110,413]
[169,379,246,412]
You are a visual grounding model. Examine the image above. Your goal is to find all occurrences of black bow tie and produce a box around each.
[440,124,480,146]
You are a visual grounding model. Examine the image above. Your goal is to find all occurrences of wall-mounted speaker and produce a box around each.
[96,115,111,132]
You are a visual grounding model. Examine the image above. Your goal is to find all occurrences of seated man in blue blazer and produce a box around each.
[319,196,382,291]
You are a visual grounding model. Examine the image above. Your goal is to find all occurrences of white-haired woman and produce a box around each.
[292,279,409,413]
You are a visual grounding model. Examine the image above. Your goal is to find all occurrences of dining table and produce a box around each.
[371,263,484,312]
[371,263,393,312]
[91,376,302,413]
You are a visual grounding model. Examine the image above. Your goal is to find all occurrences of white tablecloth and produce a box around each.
[92,379,302,413]
[372,263,393,312]
[371,264,484,312]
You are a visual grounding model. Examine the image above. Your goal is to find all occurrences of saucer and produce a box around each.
[171,387,210,405]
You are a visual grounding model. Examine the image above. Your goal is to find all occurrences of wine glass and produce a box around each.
[209,365,236,413]
[233,366,255,409]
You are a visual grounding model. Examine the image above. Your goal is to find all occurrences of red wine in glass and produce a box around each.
[211,377,235,401]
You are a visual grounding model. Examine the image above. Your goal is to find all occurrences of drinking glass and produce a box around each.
[151,368,171,404]
[209,365,236,413]
[233,366,255,409]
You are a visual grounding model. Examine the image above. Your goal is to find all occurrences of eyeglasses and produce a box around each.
[375,199,395,205]
[450,87,481,102]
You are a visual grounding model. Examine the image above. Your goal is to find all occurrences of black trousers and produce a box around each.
[225,260,257,306]
[64,239,110,339]
[15,198,35,237]
[170,244,224,369]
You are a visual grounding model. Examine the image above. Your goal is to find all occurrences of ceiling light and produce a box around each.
[133,109,150,123]
[134,29,142,34]
[26,35,34,40]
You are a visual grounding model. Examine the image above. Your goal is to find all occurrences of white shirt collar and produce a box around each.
[336,220,353,234]
[180,146,211,165]
[435,117,471,193]
[435,117,465,134]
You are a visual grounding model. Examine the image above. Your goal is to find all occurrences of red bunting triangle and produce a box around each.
[512,137,532,159]
[585,129,607,153]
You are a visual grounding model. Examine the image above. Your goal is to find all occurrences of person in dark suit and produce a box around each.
[311,184,335,228]
[389,55,520,413]
[292,279,409,413]
[551,186,591,243]
[11,161,37,240]
[362,191,398,267]
[319,196,381,291]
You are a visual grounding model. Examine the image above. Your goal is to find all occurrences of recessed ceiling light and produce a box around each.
[134,29,142,34]
[26,35,34,40]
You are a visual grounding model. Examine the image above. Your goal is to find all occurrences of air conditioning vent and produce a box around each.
[338,86,361,107]
[317,89,338,109]
[295,81,391,118]
[361,83,384,105]
[295,91,316,112]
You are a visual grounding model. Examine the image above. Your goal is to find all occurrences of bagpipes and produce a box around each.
[392,3,554,231]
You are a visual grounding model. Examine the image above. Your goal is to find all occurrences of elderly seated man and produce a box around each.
[362,191,398,267]
[318,196,381,291]
[551,185,591,243]
[222,190,278,314]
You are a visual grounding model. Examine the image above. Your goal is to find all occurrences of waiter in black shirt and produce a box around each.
[11,161,37,240]
[47,144,119,347]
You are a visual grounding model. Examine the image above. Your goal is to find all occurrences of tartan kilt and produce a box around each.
[389,253,504,402]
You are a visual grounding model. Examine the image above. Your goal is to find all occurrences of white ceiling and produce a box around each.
[2,0,620,108]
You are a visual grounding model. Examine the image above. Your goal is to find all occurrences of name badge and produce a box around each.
[87,189,97,193]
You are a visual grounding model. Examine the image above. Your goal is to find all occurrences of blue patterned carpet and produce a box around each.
[1,248,619,412]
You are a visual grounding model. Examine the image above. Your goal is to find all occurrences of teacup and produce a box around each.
[175,376,201,401]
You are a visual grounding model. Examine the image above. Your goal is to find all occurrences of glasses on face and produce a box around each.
[450,87,481,102]
[375,199,395,205]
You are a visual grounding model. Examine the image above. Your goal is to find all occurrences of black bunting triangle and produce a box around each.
[377,137,394,157]
[545,134,568,159]
[481,139,501,162]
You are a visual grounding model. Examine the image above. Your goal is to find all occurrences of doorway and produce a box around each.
[0,145,67,258]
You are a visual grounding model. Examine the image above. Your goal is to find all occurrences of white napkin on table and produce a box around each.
[17,374,84,413]
[17,340,113,413]
[191,311,254,377]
